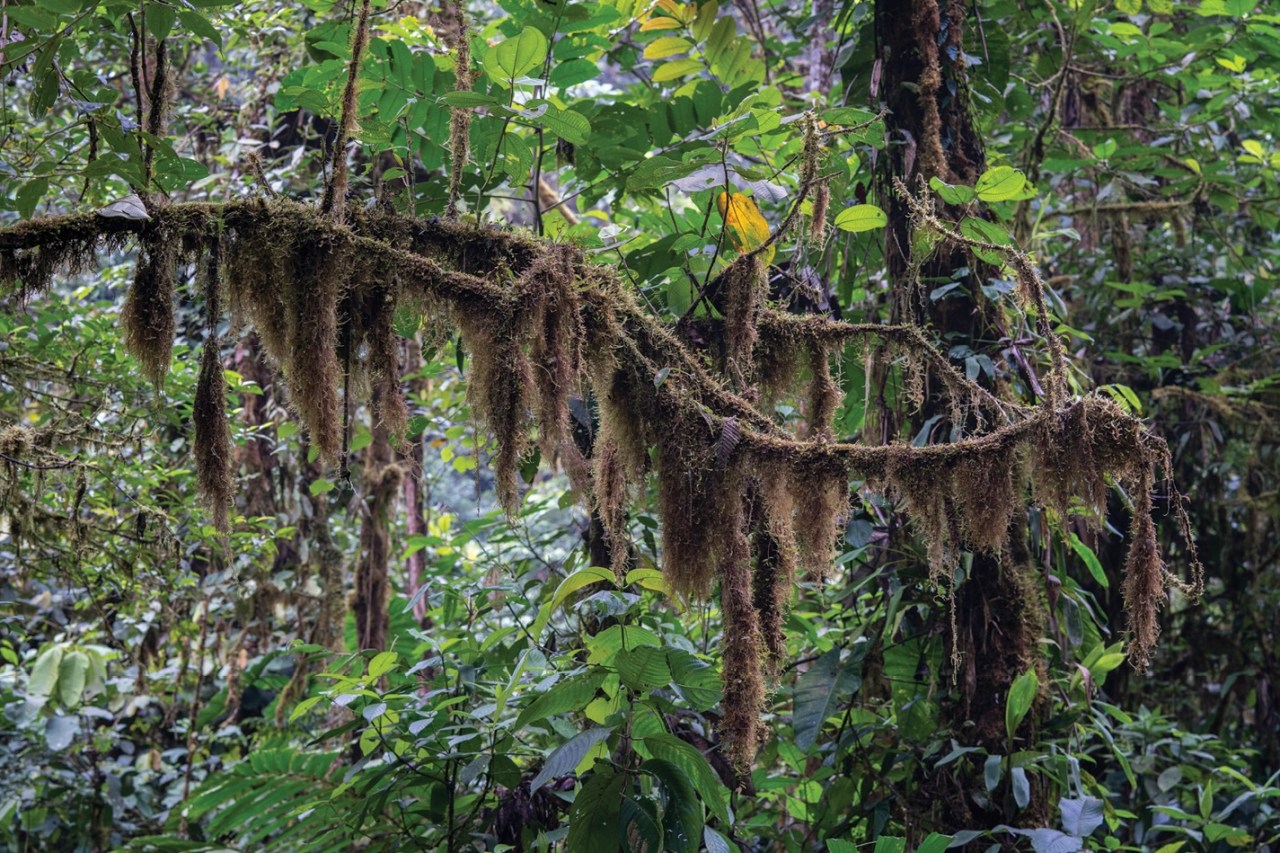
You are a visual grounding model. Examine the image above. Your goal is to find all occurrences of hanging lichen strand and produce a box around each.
[0,186,1202,767]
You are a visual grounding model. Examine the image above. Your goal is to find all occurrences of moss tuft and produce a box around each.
[121,234,178,388]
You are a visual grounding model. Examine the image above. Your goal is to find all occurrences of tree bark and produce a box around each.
[873,0,1049,832]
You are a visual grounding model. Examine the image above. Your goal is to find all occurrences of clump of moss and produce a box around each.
[754,478,797,670]
[1122,471,1164,669]
[455,304,534,514]
[194,339,232,532]
[121,233,178,388]
[445,12,473,219]
[722,253,765,389]
[524,246,590,492]
[809,181,830,245]
[790,453,850,577]
[192,242,233,533]
[656,409,727,598]
[716,482,765,770]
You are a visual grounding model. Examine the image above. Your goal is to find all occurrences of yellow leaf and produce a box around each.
[643,36,693,59]
[652,57,703,82]
[639,15,682,31]
[716,192,774,265]
[655,0,683,15]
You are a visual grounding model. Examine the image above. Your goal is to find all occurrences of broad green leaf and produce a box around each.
[834,204,888,233]
[368,651,398,677]
[915,834,955,853]
[566,765,627,850]
[29,646,63,696]
[57,651,89,708]
[642,734,728,825]
[531,566,617,641]
[1068,533,1109,589]
[975,166,1033,202]
[527,101,592,145]
[487,27,548,81]
[531,726,613,791]
[617,646,672,691]
[146,4,177,41]
[643,759,702,853]
[1005,667,1039,740]
[515,671,608,729]
[792,648,860,750]
[929,176,975,206]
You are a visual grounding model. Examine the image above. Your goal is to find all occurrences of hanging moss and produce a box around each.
[722,253,765,390]
[716,479,765,770]
[0,192,1206,768]
[454,300,534,515]
[194,336,233,533]
[523,246,590,493]
[121,233,178,388]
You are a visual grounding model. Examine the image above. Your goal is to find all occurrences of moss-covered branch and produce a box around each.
[0,194,1203,765]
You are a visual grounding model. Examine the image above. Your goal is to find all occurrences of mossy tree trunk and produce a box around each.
[873,0,1049,830]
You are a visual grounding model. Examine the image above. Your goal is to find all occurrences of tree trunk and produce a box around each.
[873,0,1049,832]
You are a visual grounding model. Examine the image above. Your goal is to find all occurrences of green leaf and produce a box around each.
[621,797,664,853]
[527,101,592,145]
[617,646,672,691]
[834,204,888,233]
[975,166,1033,202]
[1005,667,1039,740]
[531,566,617,640]
[487,27,548,81]
[958,216,1013,265]
[57,651,89,708]
[439,91,500,108]
[29,646,63,696]
[368,650,398,677]
[178,10,222,48]
[643,759,702,853]
[309,478,334,496]
[929,176,975,206]
[515,671,608,729]
[566,765,627,851]
[793,647,860,749]
[1068,534,1109,589]
[915,834,955,853]
[644,37,694,60]
[531,726,613,791]
[872,838,904,853]
[45,714,78,751]
[146,3,178,41]
[642,734,728,825]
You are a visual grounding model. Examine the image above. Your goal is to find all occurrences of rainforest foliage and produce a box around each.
[0,0,1278,850]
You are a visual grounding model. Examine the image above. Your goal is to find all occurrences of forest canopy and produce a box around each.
[0,0,1277,850]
